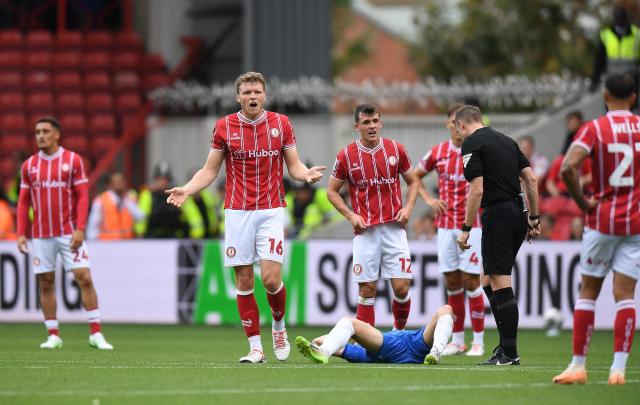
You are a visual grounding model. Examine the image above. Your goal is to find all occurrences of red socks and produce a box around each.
[86,308,101,334]
[44,319,59,336]
[614,299,636,354]
[356,296,375,326]
[392,295,411,330]
[447,288,465,333]
[572,299,595,356]
[266,283,286,322]
[467,287,485,333]
[236,289,261,338]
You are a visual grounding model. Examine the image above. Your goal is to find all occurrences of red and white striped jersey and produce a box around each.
[211,110,296,210]
[20,148,88,238]
[572,110,640,235]
[419,140,479,229]
[332,138,412,227]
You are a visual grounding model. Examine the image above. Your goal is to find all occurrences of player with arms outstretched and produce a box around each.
[166,72,325,363]
[414,103,485,356]
[554,73,639,385]
[17,117,113,350]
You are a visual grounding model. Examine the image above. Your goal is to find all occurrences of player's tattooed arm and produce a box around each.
[560,145,599,213]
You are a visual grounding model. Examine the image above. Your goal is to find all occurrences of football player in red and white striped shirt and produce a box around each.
[166,72,325,364]
[16,117,113,350]
[554,73,639,385]
[414,104,485,357]
[327,104,419,330]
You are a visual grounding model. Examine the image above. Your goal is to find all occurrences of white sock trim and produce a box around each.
[237,289,255,296]
[615,299,636,311]
[433,314,454,353]
[466,287,483,298]
[266,282,284,295]
[85,309,100,323]
[358,296,375,306]
[248,335,263,351]
[392,293,410,304]
[447,288,464,296]
[44,319,58,329]
[575,299,596,311]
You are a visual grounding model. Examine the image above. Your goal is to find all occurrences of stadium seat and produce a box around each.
[0,92,24,112]
[113,72,140,92]
[57,92,84,113]
[87,93,114,112]
[1,133,30,151]
[25,52,53,71]
[89,114,117,137]
[114,31,143,52]
[27,92,55,115]
[2,114,27,131]
[142,53,167,74]
[53,72,82,91]
[60,114,87,133]
[83,52,111,72]
[113,52,141,73]
[0,30,23,50]
[84,72,111,92]
[62,134,89,154]
[0,71,22,89]
[55,31,84,51]
[142,73,170,92]
[85,31,113,50]
[0,51,23,71]
[25,71,52,90]
[92,136,117,152]
[53,52,82,71]
[116,93,142,114]
[26,30,54,50]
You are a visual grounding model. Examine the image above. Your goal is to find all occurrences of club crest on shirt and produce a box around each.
[230,132,240,140]
[30,167,38,174]
[388,156,397,166]
[226,247,236,258]
[353,264,363,275]
[61,163,70,172]
[270,128,280,138]
[462,153,472,168]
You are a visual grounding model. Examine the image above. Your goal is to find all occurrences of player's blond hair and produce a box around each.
[234,72,266,94]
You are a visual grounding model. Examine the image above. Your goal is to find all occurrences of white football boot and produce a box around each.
[40,335,63,349]
[466,343,485,356]
[239,349,266,363]
[89,332,114,350]
[272,329,291,361]
[441,342,466,356]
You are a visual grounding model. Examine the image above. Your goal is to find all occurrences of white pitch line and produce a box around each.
[0,380,637,397]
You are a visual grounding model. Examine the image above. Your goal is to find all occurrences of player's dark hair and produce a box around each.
[446,103,464,118]
[566,110,583,121]
[354,103,379,123]
[605,73,636,99]
[36,116,61,133]
[454,105,483,124]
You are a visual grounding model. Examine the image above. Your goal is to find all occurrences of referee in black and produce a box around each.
[454,105,541,365]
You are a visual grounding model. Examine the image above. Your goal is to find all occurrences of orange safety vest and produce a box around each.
[98,192,134,240]
[0,200,16,240]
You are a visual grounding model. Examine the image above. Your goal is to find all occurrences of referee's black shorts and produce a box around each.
[480,199,527,276]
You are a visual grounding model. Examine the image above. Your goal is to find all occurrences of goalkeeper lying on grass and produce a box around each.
[296,305,453,365]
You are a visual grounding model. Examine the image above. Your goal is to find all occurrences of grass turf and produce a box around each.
[0,324,638,404]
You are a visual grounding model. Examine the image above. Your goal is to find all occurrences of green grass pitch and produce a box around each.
[0,324,638,404]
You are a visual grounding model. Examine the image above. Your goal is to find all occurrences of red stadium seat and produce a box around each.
[53,52,82,71]
[84,72,110,92]
[113,72,140,91]
[62,134,89,154]
[113,52,141,73]
[142,53,167,74]
[85,31,113,50]
[25,52,53,71]
[2,114,27,131]
[26,92,54,113]
[92,137,117,152]
[60,114,87,132]
[53,72,82,91]
[26,30,54,50]
[0,92,25,111]
[83,52,111,72]
[87,93,114,112]
[0,71,22,89]
[57,92,84,112]
[89,114,116,137]
[55,31,84,51]
[114,31,143,52]
[115,92,142,114]
[0,51,23,71]
[2,133,30,151]
[25,71,52,89]
[0,30,23,49]
[142,73,170,92]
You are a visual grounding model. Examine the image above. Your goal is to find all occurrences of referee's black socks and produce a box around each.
[490,287,519,359]
[484,285,503,349]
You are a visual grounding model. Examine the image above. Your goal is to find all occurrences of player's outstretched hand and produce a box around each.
[395,208,411,227]
[70,229,84,253]
[456,231,471,251]
[348,213,367,233]
[165,187,189,207]
[426,198,447,216]
[305,166,326,184]
[17,235,28,254]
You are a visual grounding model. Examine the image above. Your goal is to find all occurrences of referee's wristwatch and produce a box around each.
[461,223,472,232]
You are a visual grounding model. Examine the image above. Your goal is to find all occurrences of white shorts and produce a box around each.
[224,208,284,267]
[580,227,640,280]
[437,227,483,274]
[352,222,412,282]
[32,235,91,274]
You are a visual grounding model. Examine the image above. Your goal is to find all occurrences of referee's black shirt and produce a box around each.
[461,127,530,207]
